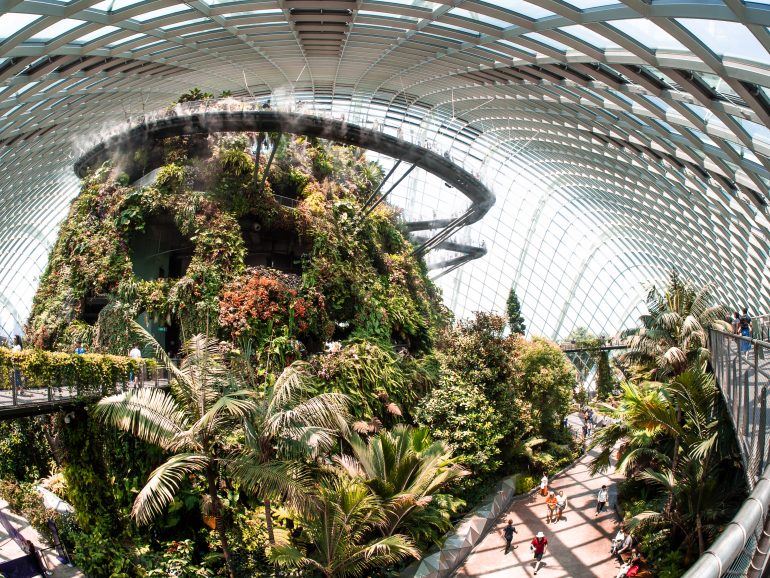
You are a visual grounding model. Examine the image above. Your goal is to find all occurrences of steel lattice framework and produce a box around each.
[2,0,770,339]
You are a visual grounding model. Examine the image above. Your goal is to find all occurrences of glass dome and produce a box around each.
[2,0,770,339]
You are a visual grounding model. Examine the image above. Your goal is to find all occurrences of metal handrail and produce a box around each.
[682,328,770,578]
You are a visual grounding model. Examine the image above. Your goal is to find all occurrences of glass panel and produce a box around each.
[448,8,509,28]
[73,25,119,44]
[561,0,620,7]
[224,10,283,18]
[642,94,671,112]
[608,19,686,51]
[106,32,146,47]
[0,13,42,39]
[523,32,569,51]
[492,0,554,19]
[699,72,741,100]
[90,0,146,11]
[375,0,439,7]
[28,19,85,41]
[497,39,537,56]
[737,117,770,145]
[133,4,189,22]
[431,21,479,35]
[559,24,621,49]
[677,19,770,62]
[161,17,209,30]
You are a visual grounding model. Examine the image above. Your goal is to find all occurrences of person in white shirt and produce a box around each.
[539,474,548,497]
[556,490,568,522]
[11,335,26,396]
[610,527,626,556]
[129,345,142,386]
[596,484,609,515]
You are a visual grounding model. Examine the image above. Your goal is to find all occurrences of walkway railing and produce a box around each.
[683,329,770,578]
[0,351,165,418]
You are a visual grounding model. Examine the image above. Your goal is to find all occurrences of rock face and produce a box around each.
[27,132,446,357]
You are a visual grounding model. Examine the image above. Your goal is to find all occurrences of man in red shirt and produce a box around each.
[530,531,548,575]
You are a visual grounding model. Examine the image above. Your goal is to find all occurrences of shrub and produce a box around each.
[416,370,503,477]
[515,475,537,494]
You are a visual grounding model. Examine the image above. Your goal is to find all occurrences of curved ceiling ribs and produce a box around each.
[1,0,770,338]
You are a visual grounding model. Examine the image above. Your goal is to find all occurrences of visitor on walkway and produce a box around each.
[610,526,626,557]
[539,474,548,496]
[740,307,752,353]
[530,531,548,575]
[596,484,609,515]
[615,530,634,563]
[732,311,741,334]
[501,519,517,554]
[74,341,86,355]
[615,549,641,577]
[545,491,558,523]
[556,490,567,522]
[12,335,26,396]
[129,344,142,386]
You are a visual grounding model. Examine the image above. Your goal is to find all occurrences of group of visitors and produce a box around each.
[493,412,645,578]
[611,526,642,577]
[730,307,753,353]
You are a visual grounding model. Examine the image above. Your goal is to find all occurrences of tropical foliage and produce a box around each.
[591,270,744,574]
[4,91,583,578]
[622,270,729,379]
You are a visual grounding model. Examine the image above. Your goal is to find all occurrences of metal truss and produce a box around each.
[3,1,770,338]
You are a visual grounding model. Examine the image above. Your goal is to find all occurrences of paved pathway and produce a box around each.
[0,499,82,577]
[455,445,623,578]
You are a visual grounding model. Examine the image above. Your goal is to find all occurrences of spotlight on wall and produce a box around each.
[64,411,75,424]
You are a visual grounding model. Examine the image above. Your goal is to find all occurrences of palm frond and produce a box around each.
[132,453,208,525]
[94,388,187,450]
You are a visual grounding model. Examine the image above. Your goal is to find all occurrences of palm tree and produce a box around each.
[230,360,350,544]
[589,381,679,476]
[623,270,728,379]
[269,476,419,577]
[94,326,255,577]
[336,424,467,539]
[591,370,740,557]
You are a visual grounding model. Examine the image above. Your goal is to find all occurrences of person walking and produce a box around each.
[545,491,558,523]
[740,307,752,353]
[596,484,609,515]
[11,335,26,396]
[539,474,548,497]
[556,490,568,522]
[129,344,142,386]
[74,341,86,355]
[732,311,741,334]
[501,519,517,554]
[530,531,548,575]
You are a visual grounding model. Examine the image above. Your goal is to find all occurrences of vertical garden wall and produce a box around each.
[5,109,578,577]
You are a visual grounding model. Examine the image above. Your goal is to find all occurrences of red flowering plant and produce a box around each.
[218,267,327,348]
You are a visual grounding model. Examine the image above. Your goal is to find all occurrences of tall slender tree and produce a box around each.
[94,328,255,578]
[506,287,526,335]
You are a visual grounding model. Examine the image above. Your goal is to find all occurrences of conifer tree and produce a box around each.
[506,287,526,335]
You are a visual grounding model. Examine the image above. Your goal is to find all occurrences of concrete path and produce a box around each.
[0,499,83,577]
[454,446,623,578]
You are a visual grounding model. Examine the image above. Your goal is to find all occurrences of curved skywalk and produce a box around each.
[2,1,770,338]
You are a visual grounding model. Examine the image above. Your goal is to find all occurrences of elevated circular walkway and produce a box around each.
[74,104,496,274]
